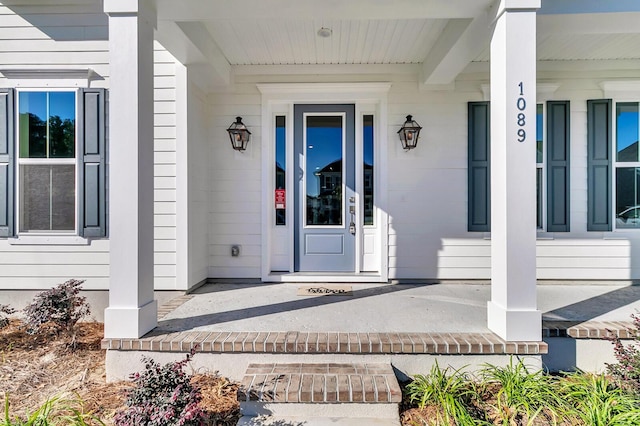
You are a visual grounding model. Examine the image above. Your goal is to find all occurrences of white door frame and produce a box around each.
[258,83,391,282]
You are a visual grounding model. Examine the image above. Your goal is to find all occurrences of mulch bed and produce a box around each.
[0,320,240,425]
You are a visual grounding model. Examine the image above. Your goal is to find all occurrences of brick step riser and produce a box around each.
[240,402,401,419]
[106,351,542,382]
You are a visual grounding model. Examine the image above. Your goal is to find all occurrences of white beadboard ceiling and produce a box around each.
[204,19,449,66]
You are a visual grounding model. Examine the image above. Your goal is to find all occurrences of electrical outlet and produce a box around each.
[231,245,240,257]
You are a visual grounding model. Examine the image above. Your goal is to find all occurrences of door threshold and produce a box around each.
[266,272,386,283]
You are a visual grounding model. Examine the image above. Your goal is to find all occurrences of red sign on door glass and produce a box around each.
[275,189,286,209]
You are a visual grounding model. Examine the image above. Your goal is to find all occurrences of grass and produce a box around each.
[479,358,561,425]
[560,372,640,426]
[402,357,640,426]
[3,393,104,426]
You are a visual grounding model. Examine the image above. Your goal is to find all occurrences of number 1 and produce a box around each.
[518,82,524,96]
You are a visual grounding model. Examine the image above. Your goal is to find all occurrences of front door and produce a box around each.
[294,104,355,272]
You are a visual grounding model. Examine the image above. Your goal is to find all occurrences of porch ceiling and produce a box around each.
[151,0,640,90]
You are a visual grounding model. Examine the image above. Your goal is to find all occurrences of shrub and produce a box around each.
[114,350,207,426]
[560,372,640,425]
[0,304,15,329]
[404,361,479,425]
[23,279,90,336]
[3,392,104,426]
[607,311,640,395]
[479,357,561,425]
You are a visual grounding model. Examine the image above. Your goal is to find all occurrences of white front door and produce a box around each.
[294,104,356,272]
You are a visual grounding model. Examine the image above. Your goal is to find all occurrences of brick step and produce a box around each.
[238,363,402,422]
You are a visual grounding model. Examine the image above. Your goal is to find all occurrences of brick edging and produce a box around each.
[102,331,547,355]
[543,320,636,339]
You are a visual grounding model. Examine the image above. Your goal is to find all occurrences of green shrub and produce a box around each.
[114,349,207,426]
[607,311,640,395]
[560,372,640,425]
[23,279,90,337]
[0,305,15,329]
[404,361,479,425]
[2,393,104,426]
[479,357,561,425]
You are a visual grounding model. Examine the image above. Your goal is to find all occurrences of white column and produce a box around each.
[104,0,157,338]
[488,0,541,341]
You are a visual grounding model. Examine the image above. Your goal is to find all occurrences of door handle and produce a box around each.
[349,202,356,235]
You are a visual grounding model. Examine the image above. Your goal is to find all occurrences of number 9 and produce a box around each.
[517,128,526,142]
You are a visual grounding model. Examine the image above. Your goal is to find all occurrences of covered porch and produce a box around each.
[102,281,640,381]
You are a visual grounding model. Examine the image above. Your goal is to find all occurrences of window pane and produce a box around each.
[616,167,640,229]
[306,115,343,226]
[616,103,639,162]
[18,91,75,159]
[536,104,543,164]
[19,92,47,158]
[275,116,286,226]
[363,115,374,226]
[19,165,75,232]
[536,168,543,228]
[48,92,76,158]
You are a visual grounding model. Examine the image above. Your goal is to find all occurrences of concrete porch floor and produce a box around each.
[155,281,640,334]
[103,281,640,381]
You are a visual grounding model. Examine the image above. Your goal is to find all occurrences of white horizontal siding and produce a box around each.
[0,2,179,290]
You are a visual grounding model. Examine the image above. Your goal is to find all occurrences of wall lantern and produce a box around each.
[397,115,422,150]
[226,116,251,151]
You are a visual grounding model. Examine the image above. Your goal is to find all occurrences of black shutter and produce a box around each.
[587,99,612,231]
[546,101,570,232]
[468,101,491,231]
[78,88,106,237]
[0,89,14,237]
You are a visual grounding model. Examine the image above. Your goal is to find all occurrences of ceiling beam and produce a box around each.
[538,12,640,35]
[420,9,494,85]
[539,0,640,14]
[155,20,231,89]
[154,0,493,21]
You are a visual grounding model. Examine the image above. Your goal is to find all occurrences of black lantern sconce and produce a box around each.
[226,116,252,151]
[397,115,422,150]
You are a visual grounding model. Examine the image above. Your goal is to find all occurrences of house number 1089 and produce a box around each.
[517,82,526,142]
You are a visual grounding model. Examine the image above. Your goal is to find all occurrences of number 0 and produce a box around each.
[517,97,526,111]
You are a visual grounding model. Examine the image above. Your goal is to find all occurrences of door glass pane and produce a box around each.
[275,116,286,225]
[616,103,639,162]
[19,165,75,232]
[363,115,374,225]
[306,115,343,226]
[536,168,543,228]
[536,104,543,164]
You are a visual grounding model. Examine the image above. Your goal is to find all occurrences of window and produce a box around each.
[363,115,374,226]
[18,91,76,233]
[0,87,106,239]
[275,115,286,226]
[615,102,640,229]
[468,100,569,232]
[536,104,544,229]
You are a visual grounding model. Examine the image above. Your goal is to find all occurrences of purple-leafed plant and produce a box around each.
[23,279,90,337]
[0,304,16,329]
[114,349,207,426]
[606,311,640,395]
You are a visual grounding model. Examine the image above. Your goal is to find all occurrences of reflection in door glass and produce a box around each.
[275,116,286,225]
[363,115,374,225]
[306,115,343,226]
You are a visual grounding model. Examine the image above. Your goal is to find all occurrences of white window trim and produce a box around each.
[14,88,80,237]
